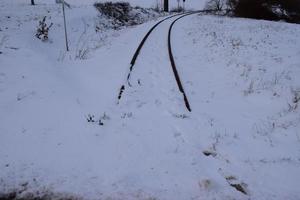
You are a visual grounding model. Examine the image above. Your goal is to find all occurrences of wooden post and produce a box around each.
[31,0,35,5]
[164,0,169,12]
[62,0,69,51]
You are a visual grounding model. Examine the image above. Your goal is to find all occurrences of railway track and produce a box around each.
[117,10,208,112]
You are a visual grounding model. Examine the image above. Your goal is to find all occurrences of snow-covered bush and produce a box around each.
[226,0,300,23]
[205,0,300,23]
[204,0,226,12]
[94,2,161,29]
[94,2,131,25]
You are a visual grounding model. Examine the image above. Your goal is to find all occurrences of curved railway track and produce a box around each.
[118,10,208,112]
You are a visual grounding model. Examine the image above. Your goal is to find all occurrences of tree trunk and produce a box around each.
[164,0,168,12]
[31,0,35,5]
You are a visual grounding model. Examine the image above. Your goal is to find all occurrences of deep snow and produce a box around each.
[1,1,300,200]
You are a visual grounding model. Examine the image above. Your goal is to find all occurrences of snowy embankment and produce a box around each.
[1,1,300,200]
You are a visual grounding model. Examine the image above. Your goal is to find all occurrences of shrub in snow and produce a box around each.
[225,0,300,23]
[35,16,53,41]
[94,2,131,25]
[94,2,161,29]
[204,0,226,12]
[205,0,300,23]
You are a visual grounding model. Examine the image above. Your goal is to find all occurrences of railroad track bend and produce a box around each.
[117,10,208,112]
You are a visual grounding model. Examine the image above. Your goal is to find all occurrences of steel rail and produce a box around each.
[167,12,200,112]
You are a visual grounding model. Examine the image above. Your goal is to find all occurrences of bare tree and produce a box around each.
[205,0,225,11]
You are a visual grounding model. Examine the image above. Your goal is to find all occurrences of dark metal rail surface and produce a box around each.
[167,12,199,112]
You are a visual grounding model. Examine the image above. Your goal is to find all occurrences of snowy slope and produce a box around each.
[171,14,300,199]
[1,1,300,200]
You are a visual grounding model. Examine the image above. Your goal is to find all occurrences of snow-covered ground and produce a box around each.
[3,0,206,10]
[1,1,300,200]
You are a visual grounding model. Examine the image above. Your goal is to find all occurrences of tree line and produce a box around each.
[205,0,300,23]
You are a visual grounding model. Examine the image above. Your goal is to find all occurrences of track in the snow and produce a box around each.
[117,10,208,112]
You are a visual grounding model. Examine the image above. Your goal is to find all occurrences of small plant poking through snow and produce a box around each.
[86,113,110,126]
[36,16,53,41]
[225,176,248,195]
[172,113,189,119]
[288,89,300,111]
[86,114,95,123]
[99,112,110,126]
[121,112,133,119]
[292,90,300,104]
[202,149,217,157]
